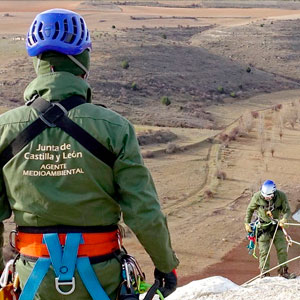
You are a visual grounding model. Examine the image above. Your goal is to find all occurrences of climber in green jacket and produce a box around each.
[0,8,179,300]
[245,180,295,279]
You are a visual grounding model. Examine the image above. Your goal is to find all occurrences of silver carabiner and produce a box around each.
[9,230,17,249]
[127,255,145,282]
[55,277,75,295]
[123,260,131,289]
[117,230,122,250]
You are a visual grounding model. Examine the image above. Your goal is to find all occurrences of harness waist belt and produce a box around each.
[15,230,121,258]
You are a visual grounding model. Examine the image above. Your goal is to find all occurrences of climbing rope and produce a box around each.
[243,255,300,285]
[285,223,300,226]
[260,222,279,275]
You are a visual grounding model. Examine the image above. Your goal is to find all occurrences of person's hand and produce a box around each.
[244,223,252,233]
[266,210,273,218]
[154,268,177,297]
[278,218,287,228]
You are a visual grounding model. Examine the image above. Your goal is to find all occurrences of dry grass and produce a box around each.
[142,151,155,158]
[0,107,9,115]
[165,143,179,154]
[239,113,254,134]
[281,103,298,129]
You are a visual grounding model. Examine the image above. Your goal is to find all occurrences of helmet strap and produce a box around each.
[35,54,42,74]
[67,55,89,79]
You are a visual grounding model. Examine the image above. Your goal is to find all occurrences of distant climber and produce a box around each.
[0,8,179,299]
[244,180,295,279]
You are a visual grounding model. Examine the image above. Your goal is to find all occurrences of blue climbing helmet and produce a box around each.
[261,180,277,199]
[26,8,91,57]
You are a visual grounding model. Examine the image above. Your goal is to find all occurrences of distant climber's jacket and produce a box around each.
[245,190,291,225]
[0,72,179,272]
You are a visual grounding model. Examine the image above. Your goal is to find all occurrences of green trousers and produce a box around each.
[258,228,288,272]
[16,257,122,300]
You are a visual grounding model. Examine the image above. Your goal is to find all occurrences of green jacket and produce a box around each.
[245,190,291,224]
[0,72,179,272]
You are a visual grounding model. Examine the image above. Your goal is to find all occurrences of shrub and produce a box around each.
[217,86,224,93]
[162,33,167,39]
[165,143,178,154]
[215,170,227,180]
[143,151,154,158]
[228,127,239,141]
[231,127,240,136]
[260,143,265,157]
[161,96,171,106]
[131,82,137,91]
[112,25,116,29]
[219,133,228,143]
[273,104,282,111]
[204,190,214,198]
[230,92,236,98]
[246,67,251,73]
[271,148,275,157]
[121,60,129,69]
[251,111,259,119]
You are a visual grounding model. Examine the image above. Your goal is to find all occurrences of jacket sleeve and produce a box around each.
[280,192,291,220]
[113,122,179,273]
[245,195,258,223]
[0,171,12,271]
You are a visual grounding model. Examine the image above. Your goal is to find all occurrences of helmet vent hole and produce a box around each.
[32,20,37,33]
[32,33,37,43]
[60,19,68,42]
[52,22,59,40]
[76,18,85,46]
[30,20,38,43]
[67,17,77,44]
[37,22,44,40]
[72,17,77,34]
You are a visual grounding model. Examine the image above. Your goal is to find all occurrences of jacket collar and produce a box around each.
[24,72,92,103]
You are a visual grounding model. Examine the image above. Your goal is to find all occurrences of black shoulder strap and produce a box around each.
[0,96,117,169]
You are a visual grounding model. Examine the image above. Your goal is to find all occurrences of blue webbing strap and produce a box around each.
[43,233,81,281]
[19,258,51,300]
[77,256,110,300]
[19,233,110,300]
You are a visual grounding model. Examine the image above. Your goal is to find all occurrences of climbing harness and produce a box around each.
[8,226,162,300]
[18,232,111,300]
[0,96,117,169]
[9,225,122,300]
[13,227,121,259]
